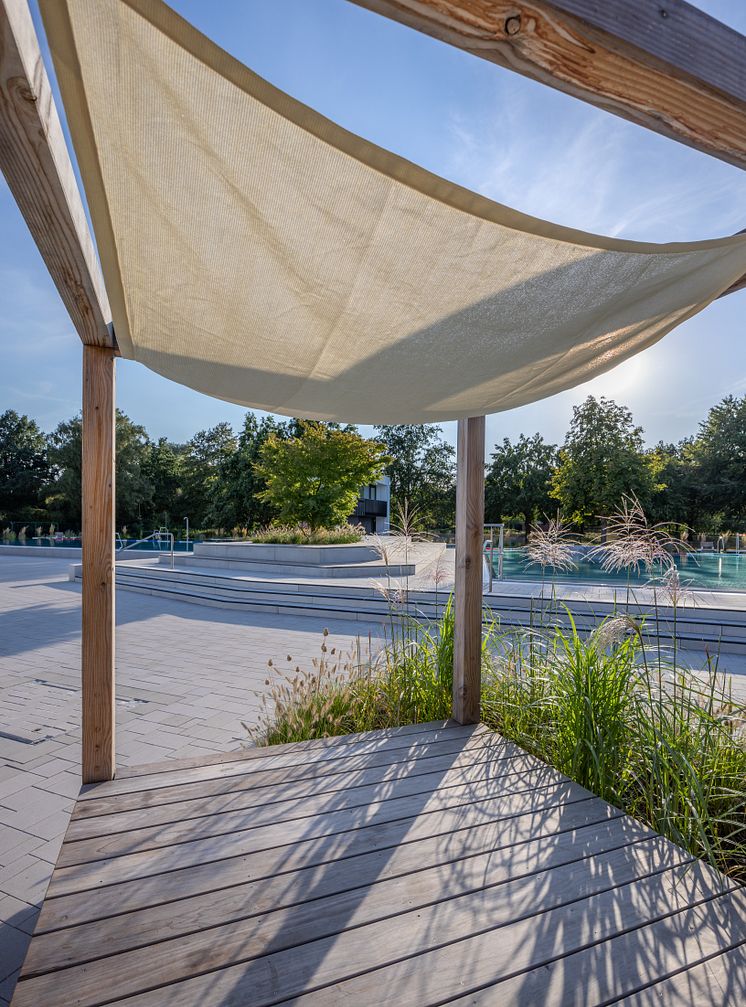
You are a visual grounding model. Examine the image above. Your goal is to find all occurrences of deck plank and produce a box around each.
[15,837,686,1007]
[12,723,745,1007]
[111,718,458,778]
[75,722,488,800]
[36,796,618,931]
[24,814,641,977]
[47,779,592,895]
[72,726,500,818]
[610,941,746,1006]
[64,746,534,842]
[448,895,746,1005]
[59,760,568,865]
[38,862,729,1007]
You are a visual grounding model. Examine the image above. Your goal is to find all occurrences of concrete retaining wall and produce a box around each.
[0,544,82,559]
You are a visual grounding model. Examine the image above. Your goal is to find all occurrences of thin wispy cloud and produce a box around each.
[441,76,746,244]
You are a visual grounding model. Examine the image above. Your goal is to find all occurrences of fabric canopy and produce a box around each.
[42,0,746,424]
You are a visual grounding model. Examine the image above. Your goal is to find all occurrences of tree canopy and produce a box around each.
[485,433,556,530]
[551,397,656,527]
[0,410,48,522]
[255,422,386,531]
[5,391,746,539]
[374,424,455,528]
[695,395,746,528]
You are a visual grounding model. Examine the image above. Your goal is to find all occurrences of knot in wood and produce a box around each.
[505,15,521,36]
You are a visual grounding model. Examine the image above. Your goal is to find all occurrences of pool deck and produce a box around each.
[10,720,746,1006]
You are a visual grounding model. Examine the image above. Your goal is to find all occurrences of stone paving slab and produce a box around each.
[0,556,386,1006]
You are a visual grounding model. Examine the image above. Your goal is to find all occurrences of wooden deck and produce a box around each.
[11,720,746,1006]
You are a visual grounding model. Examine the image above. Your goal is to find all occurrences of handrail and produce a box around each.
[483,523,504,592]
[116,529,175,568]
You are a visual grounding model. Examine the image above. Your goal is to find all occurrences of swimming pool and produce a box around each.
[493,548,746,591]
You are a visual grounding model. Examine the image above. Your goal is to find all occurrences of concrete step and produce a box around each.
[161,553,416,578]
[69,562,746,654]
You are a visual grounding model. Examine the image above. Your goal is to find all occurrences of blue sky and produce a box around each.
[2,0,746,454]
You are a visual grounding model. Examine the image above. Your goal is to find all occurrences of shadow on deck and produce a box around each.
[11,721,746,1006]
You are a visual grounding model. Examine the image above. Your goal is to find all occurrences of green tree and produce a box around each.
[485,433,557,531]
[551,396,655,527]
[145,437,186,529]
[647,439,702,532]
[0,410,49,522]
[217,414,287,531]
[181,423,237,528]
[256,421,386,531]
[693,394,746,530]
[47,411,153,530]
[374,424,456,528]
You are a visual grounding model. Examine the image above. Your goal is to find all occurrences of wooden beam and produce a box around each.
[0,0,114,348]
[453,415,485,725]
[82,345,116,783]
[350,0,746,170]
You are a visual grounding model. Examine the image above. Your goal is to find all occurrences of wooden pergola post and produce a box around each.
[1,0,118,782]
[453,415,485,724]
[81,346,116,782]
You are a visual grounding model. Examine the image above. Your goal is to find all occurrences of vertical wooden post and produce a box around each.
[82,345,116,782]
[453,415,485,724]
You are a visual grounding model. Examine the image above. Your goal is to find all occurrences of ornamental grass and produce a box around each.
[250,602,745,881]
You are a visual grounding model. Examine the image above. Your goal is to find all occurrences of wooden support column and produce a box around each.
[453,415,485,725]
[82,345,116,783]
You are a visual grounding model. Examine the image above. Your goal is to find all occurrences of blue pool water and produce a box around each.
[493,548,746,591]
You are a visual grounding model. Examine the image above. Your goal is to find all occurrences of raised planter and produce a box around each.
[154,539,439,578]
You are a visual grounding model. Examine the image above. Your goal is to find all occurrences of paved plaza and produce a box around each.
[0,556,385,1005]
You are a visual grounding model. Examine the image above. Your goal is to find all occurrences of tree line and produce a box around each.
[485,394,746,536]
[0,412,456,535]
[2,392,745,537]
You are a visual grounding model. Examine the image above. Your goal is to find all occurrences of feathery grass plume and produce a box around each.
[659,563,693,608]
[430,547,451,616]
[525,516,578,573]
[430,549,450,589]
[390,499,430,542]
[591,494,685,576]
[590,614,639,652]
[251,523,364,545]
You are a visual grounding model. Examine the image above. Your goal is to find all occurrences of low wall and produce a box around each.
[193,541,382,565]
[0,544,82,559]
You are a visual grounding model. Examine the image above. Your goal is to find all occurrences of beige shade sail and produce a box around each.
[41,0,746,424]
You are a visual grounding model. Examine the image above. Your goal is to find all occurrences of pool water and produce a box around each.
[493,548,746,591]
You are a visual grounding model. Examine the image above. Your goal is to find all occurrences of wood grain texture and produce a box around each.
[0,0,114,347]
[81,345,115,783]
[13,722,744,1006]
[37,798,617,933]
[27,814,630,975]
[65,747,532,842]
[350,0,746,169]
[453,416,485,724]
